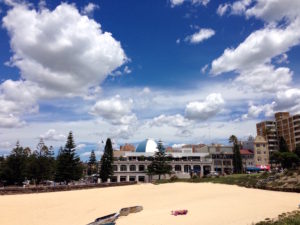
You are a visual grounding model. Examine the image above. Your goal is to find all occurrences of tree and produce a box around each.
[55,132,83,183]
[99,138,114,182]
[2,142,29,185]
[229,135,238,145]
[147,141,172,180]
[87,150,97,175]
[280,152,299,169]
[294,144,300,158]
[279,136,289,152]
[229,135,243,173]
[26,139,55,184]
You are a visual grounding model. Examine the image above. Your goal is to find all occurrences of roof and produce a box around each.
[240,149,254,155]
[136,139,158,153]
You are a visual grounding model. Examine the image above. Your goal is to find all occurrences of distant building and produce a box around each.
[275,112,300,151]
[241,136,254,151]
[198,145,233,174]
[254,136,269,166]
[256,121,278,152]
[110,139,213,183]
[240,149,254,171]
[120,143,135,152]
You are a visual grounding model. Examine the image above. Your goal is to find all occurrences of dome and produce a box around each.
[136,139,158,153]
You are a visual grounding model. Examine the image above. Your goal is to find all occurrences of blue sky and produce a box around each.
[0,0,300,161]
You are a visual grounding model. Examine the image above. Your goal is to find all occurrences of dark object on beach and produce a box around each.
[171,209,188,216]
[87,206,143,225]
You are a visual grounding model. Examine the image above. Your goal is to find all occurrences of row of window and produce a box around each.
[113,164,204,172]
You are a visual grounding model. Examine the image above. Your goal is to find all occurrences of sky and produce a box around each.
[0,0,300,161]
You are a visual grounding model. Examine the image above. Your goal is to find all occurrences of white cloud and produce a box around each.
[0,141,12,149]
[170,0,209,7]
[3,3,126,96]
[39,129,66,141]
[217,4,229,16]
[0,114,25,128]
[217,0,252,16]
[76,143,86,149]
[0,2,127,127]
[185,93,225,120]
[201,64,209,74]
[185,28,215,44]
[242,102,276,120]
[90,95,136,125]
[149,114,191,128]
[123,66,132,74]
[234,64,292,92]
[82,3,99,15]
[245,0,300,23]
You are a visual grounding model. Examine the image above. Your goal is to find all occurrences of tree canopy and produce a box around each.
[99,138,114,182]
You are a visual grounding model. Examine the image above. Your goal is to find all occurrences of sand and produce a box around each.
[0,183,299,225]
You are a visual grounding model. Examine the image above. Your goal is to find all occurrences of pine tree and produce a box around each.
[99,138,114,182]
[279,136,289,152]
[87,150,97,175]
[229,135,243,173]
[55,132,83,183]
[147,141,172,180]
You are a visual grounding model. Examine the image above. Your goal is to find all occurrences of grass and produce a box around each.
[155,173,263,188]
[254,211,300,225]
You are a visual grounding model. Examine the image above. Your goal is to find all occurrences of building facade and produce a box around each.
[254,136,269,166]
[110,139,213,183]
[240,149,254,171]
[256,121,278,152]
[256,112,300,152]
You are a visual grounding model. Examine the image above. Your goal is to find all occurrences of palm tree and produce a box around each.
[229,135,238,145]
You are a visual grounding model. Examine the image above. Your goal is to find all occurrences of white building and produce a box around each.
[110,139,213,183]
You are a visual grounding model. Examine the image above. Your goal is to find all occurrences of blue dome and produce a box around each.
[136,139,158,153]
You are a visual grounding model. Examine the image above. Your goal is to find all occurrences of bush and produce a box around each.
[170,175,178,181]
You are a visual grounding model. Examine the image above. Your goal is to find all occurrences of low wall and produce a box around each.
[0,181,137,195]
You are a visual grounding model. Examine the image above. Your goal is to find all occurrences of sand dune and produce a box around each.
[0,183,299,225]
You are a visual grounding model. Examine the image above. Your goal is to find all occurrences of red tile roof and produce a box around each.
[240,149,254,155]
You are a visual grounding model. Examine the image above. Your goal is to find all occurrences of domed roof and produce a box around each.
[136,139,158,153]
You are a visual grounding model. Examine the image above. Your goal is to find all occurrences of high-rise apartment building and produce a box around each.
[275,112,300,151]
[256,112,300,152]
[256,121,278,152]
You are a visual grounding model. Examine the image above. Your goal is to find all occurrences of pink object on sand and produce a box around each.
[171,210,188,216]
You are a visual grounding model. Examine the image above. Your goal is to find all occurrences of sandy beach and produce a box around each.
[0,183,299,225]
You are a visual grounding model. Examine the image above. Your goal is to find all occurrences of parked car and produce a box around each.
[206,171,219,178]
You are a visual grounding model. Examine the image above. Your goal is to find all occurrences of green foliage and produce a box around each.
[271,151,299,169]
[278,136,289,153]
[294,144,300,158]
[99,138,114,182]
[229,135,243,173]
[87,150,97,175]
[147,145,172,180]
[55,132,83,183]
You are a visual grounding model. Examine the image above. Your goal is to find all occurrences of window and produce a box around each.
[130,165,136,171]
[138,176,145,182]
[175,165,182,172]
[113,165,118,172]
[263,144,265,147]
[257,157,261,162]
[120,176,127,182]
[120,165,127,171]
[256,144,260,147]
[139,165,145,171]
[257,150,261,154]
[129,176,136,182]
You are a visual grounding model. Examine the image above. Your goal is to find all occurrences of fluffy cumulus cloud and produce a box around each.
[185,93,225,120]
[185,28,215,44]
[148,114,191,128]
[0,2,127,128]
[90,95,137,125]
[170,0,209,7]
[234,64,292,92]
[242,102,276,120]
[39,129,66,141]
